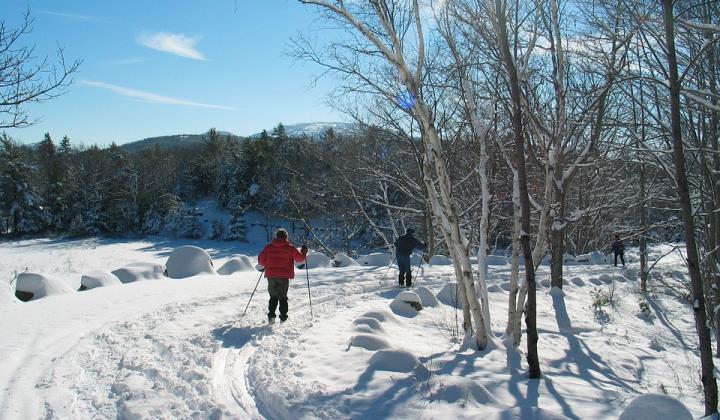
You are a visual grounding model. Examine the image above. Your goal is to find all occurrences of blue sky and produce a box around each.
[1,0,343,145]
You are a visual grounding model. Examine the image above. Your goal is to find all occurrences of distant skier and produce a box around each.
[612,234,625,267]
[258,228,308,323]
[393,228,426,288]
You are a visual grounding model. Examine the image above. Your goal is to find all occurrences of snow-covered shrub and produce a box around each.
[141,194,204,239]
[165,246,216,279]
[349,334,392,351]
[390,291,423,316]
[436,283,463,309]
[304,252,333,269]
[590,283,617,312]
[334,253,360,267]
[357,253,392,266]
[368,349,420,373]
[112,262,165,283]
[638,298,651,317]
[217,255,255,275]
[15,272,74,301]
[80,270,122,290]
[618,394,691,420]
[414,286,439,307]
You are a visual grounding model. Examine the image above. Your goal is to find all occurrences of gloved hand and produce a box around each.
[301,244,308,255]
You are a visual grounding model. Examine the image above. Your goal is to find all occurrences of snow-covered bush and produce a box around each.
[210,220,225,240]
[304,252,333,269]
[390,291,423,316]
[618,394,691,420]
[357,253,392,266]
[165,246,216,279]
[15,272,74,301]
[436,283,462,309]
[112,262,165,283]
[141,194,204,239]
[80,270,122,290]
[334,253,359,267]
[218,255,256,275]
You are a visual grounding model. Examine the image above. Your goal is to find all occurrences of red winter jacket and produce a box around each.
[258,238,306,279]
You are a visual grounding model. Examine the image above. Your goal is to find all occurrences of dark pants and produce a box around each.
[267,278,289,320]
[614,251,625,267]
[397,254,412,287]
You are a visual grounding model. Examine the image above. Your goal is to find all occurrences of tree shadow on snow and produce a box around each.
[212,325,268,349]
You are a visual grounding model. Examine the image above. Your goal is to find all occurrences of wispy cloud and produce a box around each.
[137,32,207,60]
[100,57,146,66]
[80,80,236,111]
[38,10,96,21]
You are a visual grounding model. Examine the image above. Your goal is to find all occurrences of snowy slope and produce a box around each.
[0,239,710,419]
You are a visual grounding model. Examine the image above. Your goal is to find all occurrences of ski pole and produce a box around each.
[380,256,397,284]
[305,252,313,318]
[412,256,423,283]
[241,270,264,319]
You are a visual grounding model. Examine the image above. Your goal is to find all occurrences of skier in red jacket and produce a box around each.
[258,228,308,323]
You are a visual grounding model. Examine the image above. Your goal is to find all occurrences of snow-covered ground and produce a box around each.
[0,238,710,419]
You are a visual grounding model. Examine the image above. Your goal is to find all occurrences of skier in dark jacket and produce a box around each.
[258,228,308,323]
[393,228,426,288]
[611,234,625,267]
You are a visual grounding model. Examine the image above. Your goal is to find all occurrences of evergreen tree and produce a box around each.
[0,135,50,234]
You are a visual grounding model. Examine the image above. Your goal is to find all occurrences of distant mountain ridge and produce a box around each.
[249,122,359,139]
[120,122,357,153]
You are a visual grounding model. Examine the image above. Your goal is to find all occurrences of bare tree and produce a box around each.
[0,11,81,129]
[297,0,490,349]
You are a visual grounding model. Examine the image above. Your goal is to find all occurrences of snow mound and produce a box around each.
[430,375,502,406]
[488,284,503,293]
[436,283,463,308]
[575,253,591,264]
[360,309,397,323]
[353,317,386,334]
[500,282,512,291]
[80,270,121,290]
[590,251,606,265]
[217,255,255,275]
[541,255,551,266]
[390,291,423,316]
[618,394,692,420]
[304,252,333,269]
[571,277,585,287]
[367,349,420,372]
[414,286,439,307]
[563,253,576,265]
[357,253,392,266]
[599,274,612,284]
[491,407,570,420]
[349,334,392,351]
[589,278,603,286]
[16,272,74,301]
[487,255,507,265]
[112,262,165,284]
[165,246,216,279]
[334,253,360,267]
[429,255,452,266]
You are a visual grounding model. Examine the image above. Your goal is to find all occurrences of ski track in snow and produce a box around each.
[0,240,709,419]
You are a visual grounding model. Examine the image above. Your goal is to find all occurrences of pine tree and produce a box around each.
[0,135,50,234]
